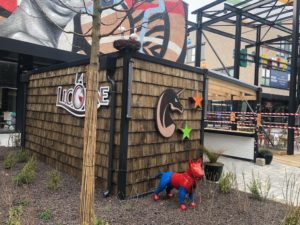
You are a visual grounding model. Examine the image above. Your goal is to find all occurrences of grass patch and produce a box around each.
[4,152,18,169]
[219,171,236,194]
[281,207,300,225]
[14,157,37,185]
[15,198,30,207]
[7,206,23,225]
[17,149,30,163]
[248,171,271,201]
[40,209,52,222]
[47,169,62,190]
[3,149,30,169]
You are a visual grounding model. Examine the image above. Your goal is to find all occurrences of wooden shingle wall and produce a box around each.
[25,61,123,192]
[125,58,203,195]
[25,56,204,197]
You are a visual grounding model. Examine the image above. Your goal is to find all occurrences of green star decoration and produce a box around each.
[181,123,192,140]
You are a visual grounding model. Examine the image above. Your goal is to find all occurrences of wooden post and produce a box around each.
[80,0,100,224]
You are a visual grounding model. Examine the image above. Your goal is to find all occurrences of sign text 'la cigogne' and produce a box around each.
[56,73,109,117]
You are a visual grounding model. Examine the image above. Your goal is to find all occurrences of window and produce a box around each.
[261,67,271,86]
[279,36,291,58]
[185,43,205,64]
[0,61,18,132]
[215,67,234,77]
[261,67,290,89]
[186,46,196,63]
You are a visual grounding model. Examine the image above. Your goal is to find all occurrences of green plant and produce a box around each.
[92,211,109,225]
[40,209,52,221]
[281,207,300,225]
[200,146,222,163]
[4,152,18,169]
[93,217,109,225]
[248,171,271,201]
[47,169,62,190]
[14,157,37,185]
[7,206,23,225]
[16,149,30,163]
[219,171,236,194]
[15,198,30,207]
[13,133,21,147]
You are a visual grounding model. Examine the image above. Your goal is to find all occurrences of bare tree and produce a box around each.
[37,1,142,224]
[77,2,141,224]
[1,0,177,224]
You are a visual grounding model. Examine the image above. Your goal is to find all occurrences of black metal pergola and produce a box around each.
[188,0,299,155]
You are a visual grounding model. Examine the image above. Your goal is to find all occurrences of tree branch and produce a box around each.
[100,0,125,12]
[56,0,93,16]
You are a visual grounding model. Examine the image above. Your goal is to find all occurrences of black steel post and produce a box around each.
[234,12,242,79]
[297,45,300,106]
[118,51,132,199]
[200,71,208,146]
[254,88,262,162]
[20,73,29,148]
[254,26,261,86]
[287,0,300,155]
[195,12,203,67]
[103,56,117,198]
[17,54,33,148]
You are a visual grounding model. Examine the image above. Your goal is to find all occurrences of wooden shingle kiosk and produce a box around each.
[22,44,260,198]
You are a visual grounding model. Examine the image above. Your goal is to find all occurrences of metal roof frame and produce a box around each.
[189,0,299,155]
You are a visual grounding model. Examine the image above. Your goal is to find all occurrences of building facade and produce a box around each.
[0,0,188,136]
[185,23,290,115]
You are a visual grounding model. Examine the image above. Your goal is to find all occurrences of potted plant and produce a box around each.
[257,149,273,165]
[200,146,224,182]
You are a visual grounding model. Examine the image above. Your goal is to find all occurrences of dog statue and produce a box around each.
[153,159,204,210]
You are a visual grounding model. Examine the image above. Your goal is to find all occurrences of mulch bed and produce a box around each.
[0,147,288,225]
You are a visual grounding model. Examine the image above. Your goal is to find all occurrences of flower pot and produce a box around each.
[204,162,224,182]
[258,150,273,165]
[264,154,273,165]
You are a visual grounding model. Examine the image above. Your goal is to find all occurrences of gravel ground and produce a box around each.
[0,147,288,225]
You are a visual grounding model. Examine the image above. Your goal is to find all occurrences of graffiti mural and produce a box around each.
[0,0,187,63]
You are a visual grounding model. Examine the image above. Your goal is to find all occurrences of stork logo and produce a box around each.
[155,89,184,138]
[56,73,109,117]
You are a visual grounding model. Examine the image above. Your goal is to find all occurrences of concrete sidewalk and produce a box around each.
[219,156,300,205]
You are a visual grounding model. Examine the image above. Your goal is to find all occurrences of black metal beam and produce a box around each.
[187,23,292,55]
[287,0,300,155]
[202,0,275,28]
[188,21,255,44]
[234,13,242,79]
[192,0,226,14]
[246,6,292,26]
[254,26,261,86]
[195,12,203,67]
[207,0,263,18]
[245,34,292,48]
[275,14,293,23]
[202,11,256,29]
[202,32,231,76]
[204,27,253,44]
[224,4,292,34]
[266,9,293,20]
[239,0,277,11]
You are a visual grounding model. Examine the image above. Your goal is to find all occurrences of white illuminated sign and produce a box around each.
[56,73,109,117]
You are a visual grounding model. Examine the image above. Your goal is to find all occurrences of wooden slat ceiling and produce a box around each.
[208,77,257,101]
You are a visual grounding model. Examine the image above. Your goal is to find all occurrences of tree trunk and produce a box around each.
[80,0,101,224]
